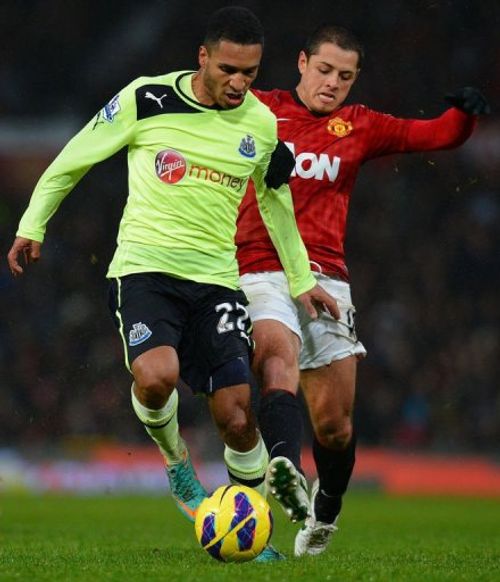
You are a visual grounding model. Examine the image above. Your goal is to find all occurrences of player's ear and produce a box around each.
[198,45,209,68]
[298,51,308,74]
[353,68,361,83]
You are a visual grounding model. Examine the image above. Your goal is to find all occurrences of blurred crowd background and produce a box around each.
[1,0,499,459]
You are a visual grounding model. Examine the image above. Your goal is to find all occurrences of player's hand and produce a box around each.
[296,283,340,320]
[445,87,491,115]
[7,237,42,276]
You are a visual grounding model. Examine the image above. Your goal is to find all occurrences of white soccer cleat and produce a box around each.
[265,456,310,522]
[294,479,339,556]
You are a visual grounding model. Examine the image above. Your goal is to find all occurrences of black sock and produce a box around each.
[258,389,303,472]
[312,432,357,523]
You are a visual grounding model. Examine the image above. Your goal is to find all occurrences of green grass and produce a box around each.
[0,492,499,581]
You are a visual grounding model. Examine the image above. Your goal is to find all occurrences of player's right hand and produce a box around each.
[296,283,341,320]
[7,237,42,276]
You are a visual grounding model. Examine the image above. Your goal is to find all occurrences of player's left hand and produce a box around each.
[445,87,491,115]
[297,283,340,320]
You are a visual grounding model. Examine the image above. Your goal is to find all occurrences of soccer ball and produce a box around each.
[194,484,273,562]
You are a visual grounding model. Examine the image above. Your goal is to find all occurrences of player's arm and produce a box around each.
[368,87,490,155]
[252,141,340,319]
[404,87,490,150]
[7,83,137,276]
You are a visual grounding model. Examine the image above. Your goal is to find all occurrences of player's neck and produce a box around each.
[191,71,216,106]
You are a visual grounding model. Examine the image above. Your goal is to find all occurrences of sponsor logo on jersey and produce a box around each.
[327,117,353,138]
[129,322,152,346]
[189,165,245,191]
[155,149,187,184]
[285,141,341,182]
[238,134,256,158]
[102,94,121,123]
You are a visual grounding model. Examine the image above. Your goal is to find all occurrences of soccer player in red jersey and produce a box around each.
[236,25,490,556]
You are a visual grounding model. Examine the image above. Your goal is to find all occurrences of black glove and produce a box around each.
[445,87,491,115]
[264,140,295,189]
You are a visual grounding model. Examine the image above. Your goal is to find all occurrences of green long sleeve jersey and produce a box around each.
[17,71,315,297]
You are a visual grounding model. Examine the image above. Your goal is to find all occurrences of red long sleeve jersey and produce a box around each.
[236,89,476,281]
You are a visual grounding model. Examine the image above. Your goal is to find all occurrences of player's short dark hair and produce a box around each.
[304,25,364,69]
[204,6,264,49]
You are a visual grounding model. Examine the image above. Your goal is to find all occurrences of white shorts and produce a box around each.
[240,271,367,370]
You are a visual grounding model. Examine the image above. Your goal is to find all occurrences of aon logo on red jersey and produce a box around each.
[285,141,340,182]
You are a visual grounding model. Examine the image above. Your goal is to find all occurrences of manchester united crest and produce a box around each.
[327,117,353,137]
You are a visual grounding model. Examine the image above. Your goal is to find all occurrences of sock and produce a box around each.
[258,389,303,472]
[131,384,186,464]
[224,433,269,497]
[312,432,357,523]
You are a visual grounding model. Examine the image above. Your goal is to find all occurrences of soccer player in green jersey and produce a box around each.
[7,6,338,561]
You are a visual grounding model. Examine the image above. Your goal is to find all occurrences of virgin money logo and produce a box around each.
[155,149,187,184]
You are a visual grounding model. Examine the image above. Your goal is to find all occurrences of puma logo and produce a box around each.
[145,91,168,108]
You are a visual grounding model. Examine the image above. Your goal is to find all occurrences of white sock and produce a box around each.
[131,384,186,464]
[224,433,269,497]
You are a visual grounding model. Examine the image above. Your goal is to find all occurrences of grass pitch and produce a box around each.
[1,492,499,581]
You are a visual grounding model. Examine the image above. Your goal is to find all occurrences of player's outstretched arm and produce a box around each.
[296,283,341,321]
[7,237,42,276]
[399,87,489,152]
[445,87,491,116]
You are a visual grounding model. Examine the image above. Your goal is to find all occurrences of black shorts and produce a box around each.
[108,273,253,393]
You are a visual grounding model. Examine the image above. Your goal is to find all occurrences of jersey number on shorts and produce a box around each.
[215,302,251,344]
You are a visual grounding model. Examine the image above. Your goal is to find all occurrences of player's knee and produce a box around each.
[133,367,176,409]
[315,417,353,451]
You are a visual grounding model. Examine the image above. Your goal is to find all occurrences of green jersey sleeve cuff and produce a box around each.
[16,229,45,243]
[288,272,316,298]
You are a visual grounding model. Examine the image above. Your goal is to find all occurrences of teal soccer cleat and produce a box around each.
[254,544,286,562]
[166,451,208,522]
